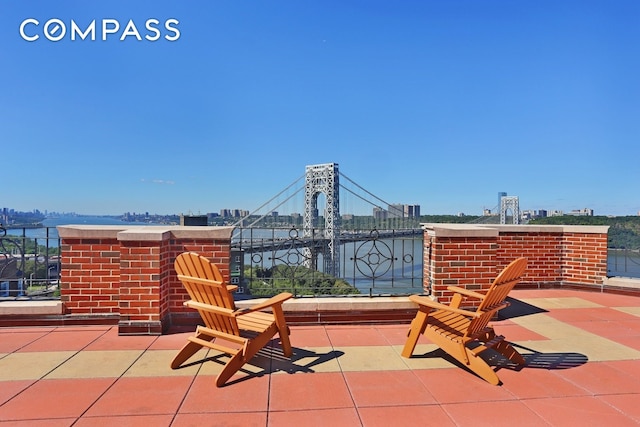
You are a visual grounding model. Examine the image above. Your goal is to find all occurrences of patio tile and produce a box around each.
[0,378,115,421]
[19,328,109,352]
[357,405,456,427]
[604,359,640,382]
[288,325,332,347]
[268,408,361,427]
[578,292,640,307]
[180,373,269,413]
[615,306,640,318]
[0,419,78,426]
[443,400,547,426]
[123,349,203,377]
[325,325,389,346]
[83,327,158,351]
[524,396,640,426]
[554,361,640,394]
[268,372,353,411]
[84,376,193,417]
[547,307,640,323]
[518,296,603,310]
[413,368,515,404]
[498,366,589,399]
[487,322,548,341]
[599,394,640,424]
[270,346,342,374]
[344,370,436,407]
[337,345,409,371]
[0,351,75,380]
[512,314,640,361]
[373,324,412,346]
[45,350,144,379]
[0,380,35,405]
[392,344,457,369]
[74,414,175,427]
[147,331,193,350]
[0,330,50,353]
[174,412,267,427]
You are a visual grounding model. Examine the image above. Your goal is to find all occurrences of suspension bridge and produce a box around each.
[230,163,423,277]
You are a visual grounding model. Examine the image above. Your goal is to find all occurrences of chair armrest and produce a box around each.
[236,292,293,315]
[184,300,235,316]
[409,295,482,318]
[447,286,486,300]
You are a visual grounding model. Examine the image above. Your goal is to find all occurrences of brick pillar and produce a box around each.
[58,225,234,335]
[424,225,498,308]
[59,227,123,318]
[117,229,171,335]
[562,228,609,285]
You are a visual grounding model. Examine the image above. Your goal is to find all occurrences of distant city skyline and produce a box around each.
[2,1,638,217]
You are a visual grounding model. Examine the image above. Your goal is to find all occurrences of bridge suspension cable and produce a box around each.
[232,174,305,227]
[339,172,404,216]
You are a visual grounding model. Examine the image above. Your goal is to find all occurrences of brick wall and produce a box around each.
[60,237,120,316]
[58,225,234,335]
[423,224,609,308]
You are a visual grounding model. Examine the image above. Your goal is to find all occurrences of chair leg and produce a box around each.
[402,310,428,358]
[462,348,501,385]
[273,309,292,358]
[215,351,245,387]
[171,339,206,369]
[426,329,502,385]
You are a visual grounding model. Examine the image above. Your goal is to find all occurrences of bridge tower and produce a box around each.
[500,195,520,224]
[303,163,340,276]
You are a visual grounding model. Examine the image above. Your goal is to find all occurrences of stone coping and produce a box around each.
[0,300,63,316]
[604,276,640,289]
[421,223,610,236]
[235,295,419,312]
[57,225,236,241]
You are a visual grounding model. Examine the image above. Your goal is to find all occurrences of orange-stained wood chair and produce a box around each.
[171,252,293,387]
[402,257,528,385]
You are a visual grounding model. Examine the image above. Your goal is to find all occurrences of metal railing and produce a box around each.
[2,225,638,301]
[0,225,60,300]
[608,249,640,279]
[231,227,424,297]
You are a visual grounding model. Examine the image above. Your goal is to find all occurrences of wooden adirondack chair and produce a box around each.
[171,252,293,387]
[402,257,527,385]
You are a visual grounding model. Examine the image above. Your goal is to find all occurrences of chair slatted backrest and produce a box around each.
[175,252,239,336]
[466,257,527,338]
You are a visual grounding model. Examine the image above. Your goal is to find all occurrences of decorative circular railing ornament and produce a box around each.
[271,228,312,267]
[351,229,396,279]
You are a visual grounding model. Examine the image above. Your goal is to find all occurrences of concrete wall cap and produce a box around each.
[421,223,609,236]
[57,225,132,239]
[421,223,498,237]
[57,225,236,241]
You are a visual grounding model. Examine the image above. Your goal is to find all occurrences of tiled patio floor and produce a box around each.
[2,288,640,426]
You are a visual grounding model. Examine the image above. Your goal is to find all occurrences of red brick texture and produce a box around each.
[423,224,609,308]
[58,226,234,335]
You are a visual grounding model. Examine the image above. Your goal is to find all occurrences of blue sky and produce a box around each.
[1,1,638,217]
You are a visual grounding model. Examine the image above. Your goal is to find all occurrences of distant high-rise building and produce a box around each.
[404,204,420,218]
[373,207,387,220]
[387,204,421,218]
[567,208,594,216]
[388,204,404,218]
